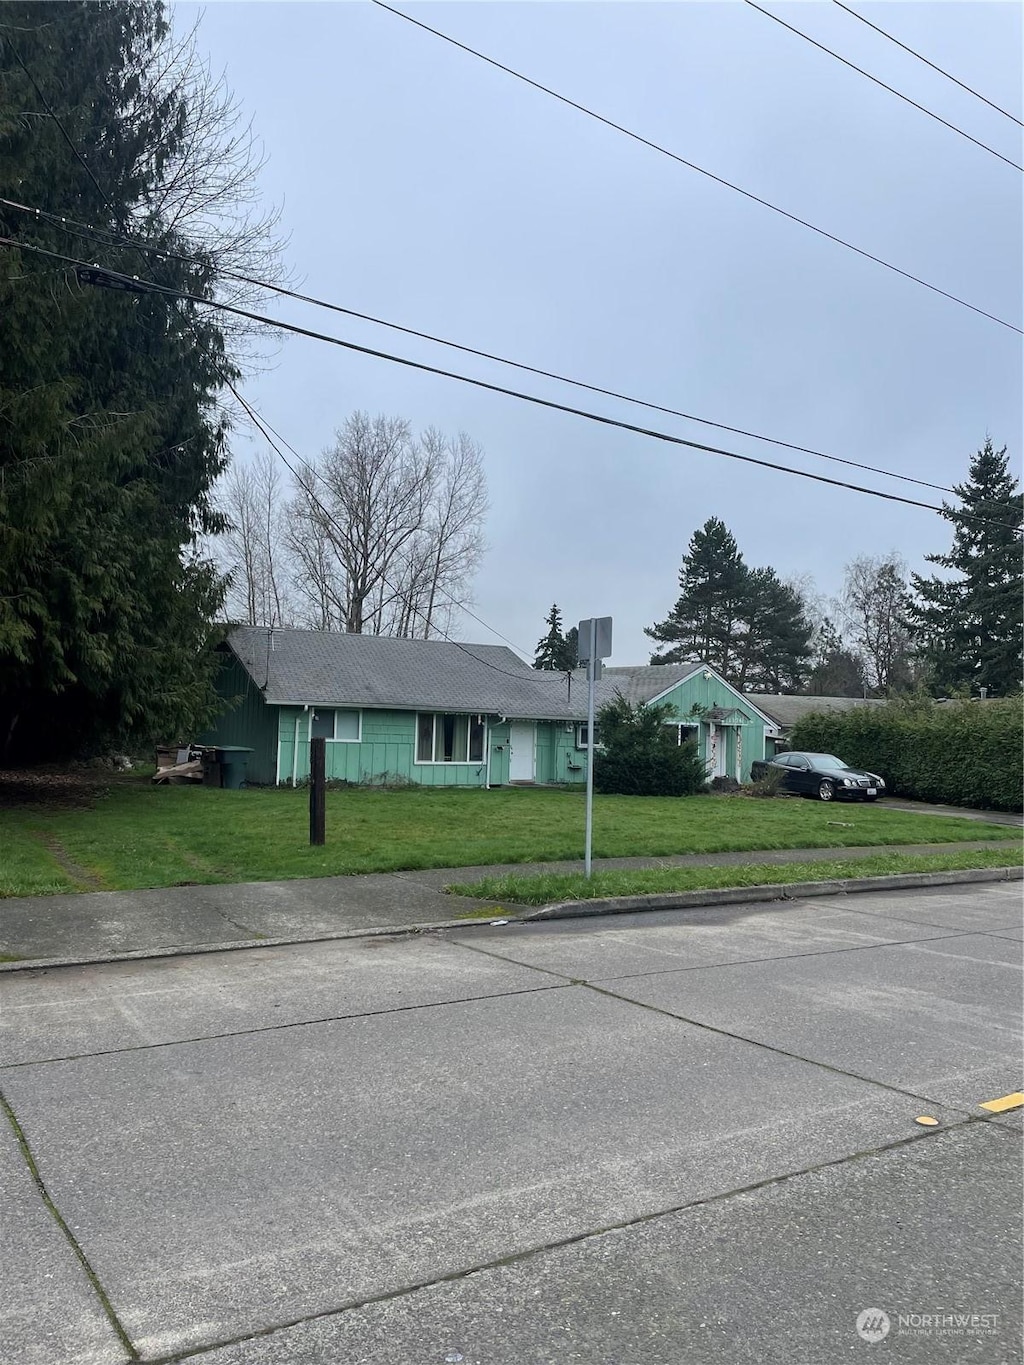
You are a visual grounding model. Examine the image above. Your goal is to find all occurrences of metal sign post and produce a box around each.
[578,617,612,879]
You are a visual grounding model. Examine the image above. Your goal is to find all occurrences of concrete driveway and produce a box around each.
[1,882,1020,1364]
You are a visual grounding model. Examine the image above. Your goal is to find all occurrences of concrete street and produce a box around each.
[1,882,1021,1363]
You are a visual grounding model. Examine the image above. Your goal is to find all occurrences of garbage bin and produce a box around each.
[213,746,254,790]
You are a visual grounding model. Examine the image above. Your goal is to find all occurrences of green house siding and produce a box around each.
[645,671,769,782]
[198,654,279,785]
[200,652,770,789]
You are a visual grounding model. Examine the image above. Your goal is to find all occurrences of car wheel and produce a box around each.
[817,779,835,802]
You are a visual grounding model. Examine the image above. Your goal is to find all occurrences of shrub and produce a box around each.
[592,694,707,797]
[748,765,786,798]
[710,776,742,794]
[789,696,1023,811]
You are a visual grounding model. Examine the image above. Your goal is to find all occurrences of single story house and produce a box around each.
[749,694,887,756]
[199,627,783,787]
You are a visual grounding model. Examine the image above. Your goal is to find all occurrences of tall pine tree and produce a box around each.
[0,2,276,759]
[646,519,812,689]
[735,568,813,693]
[534,604,576,670]
[910,439,1023,696]
[646,518,748,675]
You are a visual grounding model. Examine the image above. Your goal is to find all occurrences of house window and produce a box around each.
[676,724,699,748]
[310,708,360,741]
[416,713,487,763]
[576,723,601,749]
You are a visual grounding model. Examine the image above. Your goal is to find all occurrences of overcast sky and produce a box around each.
[174,0,1023,665]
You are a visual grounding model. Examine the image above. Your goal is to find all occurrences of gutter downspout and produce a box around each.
[483,717,491,789]
[292,705,308,787]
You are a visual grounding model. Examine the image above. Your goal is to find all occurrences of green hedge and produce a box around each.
[789,697,1023,812]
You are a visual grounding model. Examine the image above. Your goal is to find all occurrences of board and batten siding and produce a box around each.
[644,671,770,782]
[198,653,279,785]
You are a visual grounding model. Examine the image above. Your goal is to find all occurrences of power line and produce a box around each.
[5,235,1020,536]
[2,54,554,671]
[5,42,124,211]
[745,0,1022,172]
[230,391,535,660]
[832,1,1024,129]
[0,197,962,498]
[369,0,1022,335]
[0,73,542,668]
[223,380,544,680]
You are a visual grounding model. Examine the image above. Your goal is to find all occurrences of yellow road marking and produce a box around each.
[979,1092,1024,1113]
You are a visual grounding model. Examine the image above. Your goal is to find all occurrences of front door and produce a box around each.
[508,723,536,782]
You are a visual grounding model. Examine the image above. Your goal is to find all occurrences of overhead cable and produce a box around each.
[369,0,1022,334]
[0,196,962,497]
[831,1,1024,128]
[4,234,1020,535]
[745,0,1023,172]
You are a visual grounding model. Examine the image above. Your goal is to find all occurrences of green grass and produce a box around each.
[446,846,1024,907]
[0,780,1018,898]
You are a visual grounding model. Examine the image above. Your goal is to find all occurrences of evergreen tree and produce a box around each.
[909,439,1023,696]
[807,617,865,697]
[646,518,748,675]
[593,695,707,797]
[534,603,576,670]
[735,568,814,693]
[0,2,277,759]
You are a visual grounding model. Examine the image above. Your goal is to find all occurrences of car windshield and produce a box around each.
[806,754,850,770]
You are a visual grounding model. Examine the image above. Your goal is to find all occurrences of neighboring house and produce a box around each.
[596,664,781,782]
[749,694,887,756]
[199,628,781,786]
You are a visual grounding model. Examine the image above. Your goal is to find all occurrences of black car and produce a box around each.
[750,751,886,802]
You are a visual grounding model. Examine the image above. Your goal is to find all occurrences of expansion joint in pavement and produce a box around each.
[145,1122,976,1365]
[0,980,569,1071]
[0,1087,140,1362]
[449,937,993,1118]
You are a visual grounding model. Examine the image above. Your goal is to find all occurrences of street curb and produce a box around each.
[522,865,1024,921]
[0,866,1019,973]
[0,917,494,974]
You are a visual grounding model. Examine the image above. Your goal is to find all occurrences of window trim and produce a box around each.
[575,723,601,750]
[310,707,362,743]
[414,712,487,765]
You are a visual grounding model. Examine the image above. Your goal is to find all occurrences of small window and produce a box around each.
[576,723,601,749]
[676,724,698,748]
[417,714,435,763]
[310,708,360,741]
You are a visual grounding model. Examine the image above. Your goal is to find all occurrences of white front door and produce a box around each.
[508,723,536,782]
[709,723,728,778]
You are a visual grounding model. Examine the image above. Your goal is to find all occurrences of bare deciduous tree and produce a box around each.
[841,553,916,695]
[285,413,487,637]
[219,451,292,625]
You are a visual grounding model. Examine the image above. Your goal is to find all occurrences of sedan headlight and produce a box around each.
[843,778,854,786]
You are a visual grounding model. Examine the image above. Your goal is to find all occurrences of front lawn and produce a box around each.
[0,777,1018,897]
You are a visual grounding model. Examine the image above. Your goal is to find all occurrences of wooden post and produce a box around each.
[309,736,326,846]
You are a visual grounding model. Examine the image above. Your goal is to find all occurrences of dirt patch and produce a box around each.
[0,768,111,810]
[32,832,107,891]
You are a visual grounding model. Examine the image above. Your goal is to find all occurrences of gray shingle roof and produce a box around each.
[749,694,887,728]
[598,663,702,703]
[226,626,586,720]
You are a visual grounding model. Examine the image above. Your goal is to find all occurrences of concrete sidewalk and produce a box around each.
[1,838,1019,968]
